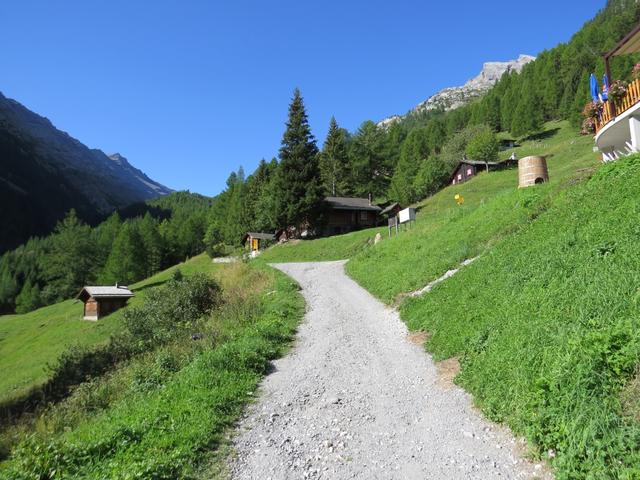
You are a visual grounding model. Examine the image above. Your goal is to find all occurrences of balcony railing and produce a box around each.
[595,78,640,133]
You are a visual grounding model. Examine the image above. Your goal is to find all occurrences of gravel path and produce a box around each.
[229,261,550,480]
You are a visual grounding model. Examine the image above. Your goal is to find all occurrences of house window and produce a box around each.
[359,211,369,221]
[457,174,462,180]
[467,168,473,175]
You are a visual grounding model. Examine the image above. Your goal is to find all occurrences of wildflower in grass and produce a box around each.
[455,194,464,205]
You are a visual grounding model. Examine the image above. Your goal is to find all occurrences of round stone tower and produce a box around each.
[518,156,549,187]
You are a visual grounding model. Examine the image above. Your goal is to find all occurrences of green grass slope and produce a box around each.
[0,254,215,406]
[402,155,640,478]
[2,261,304,479]
[263,121,599,305]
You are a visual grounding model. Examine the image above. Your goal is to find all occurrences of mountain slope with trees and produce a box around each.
[0,191,211,315]
[0,92,172,253]
[198,0,640,254]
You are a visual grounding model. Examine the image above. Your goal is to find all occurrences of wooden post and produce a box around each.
[605,55,616,117]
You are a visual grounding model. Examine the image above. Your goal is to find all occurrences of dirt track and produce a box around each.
[229,261,550,479]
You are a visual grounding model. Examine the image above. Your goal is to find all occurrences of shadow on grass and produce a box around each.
[523,127,560,142]
[133,279,169,293]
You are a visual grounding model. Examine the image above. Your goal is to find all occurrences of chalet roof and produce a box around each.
[459,159,502,166]
[244,232,275,241]
[325,197,382,212]
[449,158,517,183]
[77,286,134,300]
[380,202,401,215]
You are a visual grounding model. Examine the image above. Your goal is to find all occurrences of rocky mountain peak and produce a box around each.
[378,54,535,128]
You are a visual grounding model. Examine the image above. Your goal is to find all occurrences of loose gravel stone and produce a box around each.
[229,261,552,479]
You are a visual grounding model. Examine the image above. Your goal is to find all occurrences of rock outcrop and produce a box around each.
[378,54,535,127]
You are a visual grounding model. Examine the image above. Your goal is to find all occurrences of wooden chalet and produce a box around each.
[242,232,275,252]
[76,285,134,321]
[450,158,517,185]
[322,196,381,235]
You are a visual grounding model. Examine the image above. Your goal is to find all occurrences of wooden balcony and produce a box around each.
[595,78,640,133]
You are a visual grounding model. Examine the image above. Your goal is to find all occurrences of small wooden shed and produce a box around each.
[242,232,275,252]
[76,285,134,321]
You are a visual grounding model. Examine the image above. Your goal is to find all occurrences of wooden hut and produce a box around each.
[76,285,134,321]
[322,197,381,235]
[242,232,275,252]
[450,158,517,185]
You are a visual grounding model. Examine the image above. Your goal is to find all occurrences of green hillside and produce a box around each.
[259,122,640,477]
[262,121,598,274]
[400,155,640,478]
[0,254,214,407]
[1,255,304,477]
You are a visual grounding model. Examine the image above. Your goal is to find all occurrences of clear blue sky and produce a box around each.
[1,0,606,196]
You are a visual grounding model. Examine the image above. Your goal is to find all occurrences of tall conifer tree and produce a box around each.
[274,89,322,231]
[319,117,350,196]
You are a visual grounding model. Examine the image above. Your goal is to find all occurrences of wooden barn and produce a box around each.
[450,158,517,185]
[322,196,381,235]
[242,232,275,252]
[76,285,134,321]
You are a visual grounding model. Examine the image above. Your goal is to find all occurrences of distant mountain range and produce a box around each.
[378,54,535,128]
[0,91,171,252]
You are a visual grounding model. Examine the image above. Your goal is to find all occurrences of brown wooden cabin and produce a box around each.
[241,232,275,252]
[322,197,381,236]
[450,158,517,185]
[76,285,134,321]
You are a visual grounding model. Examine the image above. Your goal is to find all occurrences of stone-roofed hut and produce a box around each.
[76,285,134,321]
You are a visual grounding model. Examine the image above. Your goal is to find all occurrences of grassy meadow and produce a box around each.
[0,254,216,407]
[0,257,304,477]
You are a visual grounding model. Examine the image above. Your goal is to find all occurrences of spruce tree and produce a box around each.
[274,89,322,231]
[319,117,350,196]
[349,121,386,197]
[139,213,165,277]
[389,128,431,205]
[15,280,41,314]
[42,210,97,301]
[100,222,146,285]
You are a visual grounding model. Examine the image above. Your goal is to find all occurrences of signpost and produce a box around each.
[389,207,416,236]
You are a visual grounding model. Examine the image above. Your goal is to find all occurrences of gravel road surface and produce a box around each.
[229,261,550,480]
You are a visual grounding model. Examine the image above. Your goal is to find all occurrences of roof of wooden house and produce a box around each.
[380,202,401,216]
[325,197,382,212]
[242,232,276,244]
[449,158,517,183]
[76,285,134,301]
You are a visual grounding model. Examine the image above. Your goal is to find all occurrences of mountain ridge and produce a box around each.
[378,54,535,127]
[0,91,172,252]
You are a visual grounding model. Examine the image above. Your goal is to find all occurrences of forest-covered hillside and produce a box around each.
[0,93,172,254]
[0,192,212,315]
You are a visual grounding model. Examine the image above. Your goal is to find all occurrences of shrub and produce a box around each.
[123,273,221,351]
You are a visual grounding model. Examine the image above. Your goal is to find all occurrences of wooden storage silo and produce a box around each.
[518,156,549,187]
